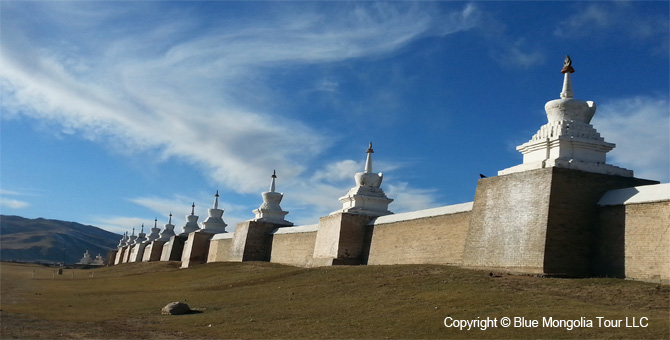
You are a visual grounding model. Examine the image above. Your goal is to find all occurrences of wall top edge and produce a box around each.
[272,224,319,235]
[369,202,474,226]
[598,183,670,206]
[211,233,234,240]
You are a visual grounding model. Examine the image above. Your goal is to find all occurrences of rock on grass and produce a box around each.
[161,302,191,315]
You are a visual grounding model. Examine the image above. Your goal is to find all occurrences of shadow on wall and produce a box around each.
[595,204,628,278]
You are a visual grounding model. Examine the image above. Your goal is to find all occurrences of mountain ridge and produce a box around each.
[1,215,120,264]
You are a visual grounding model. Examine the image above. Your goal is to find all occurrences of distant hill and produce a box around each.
[0,215,121,264]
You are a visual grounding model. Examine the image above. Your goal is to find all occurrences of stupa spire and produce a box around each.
[270,170,277,192]
[560,55,575,99]
[365,142,374,173]
[191,203,195,216]
[214,190,219,209]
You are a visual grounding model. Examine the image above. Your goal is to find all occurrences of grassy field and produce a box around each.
[1,261,668,339]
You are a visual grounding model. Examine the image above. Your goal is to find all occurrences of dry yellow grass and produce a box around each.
[1,261,668,339]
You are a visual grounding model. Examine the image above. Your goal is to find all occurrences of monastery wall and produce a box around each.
[463,169,552,274]
[597,184,670,284]
[366,203,472,265]
[270,225,318,267]
[208,234,233,263]
[107,58,667,282]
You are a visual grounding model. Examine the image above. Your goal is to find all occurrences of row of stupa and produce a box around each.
[118,56,630,247]
[77,249,105,266]
[106,56,666,281]
[115,142,394,247]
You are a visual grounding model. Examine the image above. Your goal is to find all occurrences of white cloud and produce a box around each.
[554,2,669,49]
[1,2,476,222]
[0,189,34,210]
[495,39,544,69]
[385,182,440,213]
[0,198,30,210]
[593,96,670,182]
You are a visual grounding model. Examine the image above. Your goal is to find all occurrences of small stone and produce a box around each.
[162,301,191,315]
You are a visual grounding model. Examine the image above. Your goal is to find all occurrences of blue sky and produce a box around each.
[1,1,668,236]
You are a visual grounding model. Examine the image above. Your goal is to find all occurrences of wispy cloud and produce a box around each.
[0,198,30,210]
[0,189,33,210]
[554,2,669,54]
[593,96,670,182]
[2,2,473,222]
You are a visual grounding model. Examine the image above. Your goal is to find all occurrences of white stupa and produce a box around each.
[127,227,138,246]
[156,214,176,242]
[252,170,292,225]
[134,224,147,244]
[144,218,161,243]
[78,250,93,265]
[180,203,200,235]
[117,232,128,248]
[92,253,104,266]
[199,190,228,233]
[334,142,393,216]
[499,56,632,177]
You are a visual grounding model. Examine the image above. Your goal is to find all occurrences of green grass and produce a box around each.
[1,261,668,339]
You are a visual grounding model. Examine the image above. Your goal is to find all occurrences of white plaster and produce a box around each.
[598,183,669,206]
[369,202,474,225]
[78,250,92,265]
[499,59,632,177]
[200,191,228,234]
[252,171,292,225]
[272,224,319,234]
[156,221,176,242]
[334,143,393,217]
[144,219,161,244]
[211,233,235,240]
[181,214,199,235]
[117,232,128,248]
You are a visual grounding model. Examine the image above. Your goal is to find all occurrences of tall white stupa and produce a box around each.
[126,227,137,246]
[117,232,128,248]
[156,213,176,242]
[134,224,147,244]
[499,55,632,177]
[199,190,228,233]
[252,170,292,225]
[334,142,393,216]
[144,218,161,243]
[180,203,200,235]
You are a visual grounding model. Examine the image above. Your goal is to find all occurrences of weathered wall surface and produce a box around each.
[464,167,658,276]
[270,225,318,267]
[229,220,280,262]
[312,213,375,266]
[160,235,186,262]
[142,240,165,262]
[181,232,214,268]
[597,184,669,283]
[367,204,472,265]
[543,169,657,276]
[463,169,552,273]
[114,247,126,265]
[208,235,233,263]
[106,249,118,266]
[623,201,670,283]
